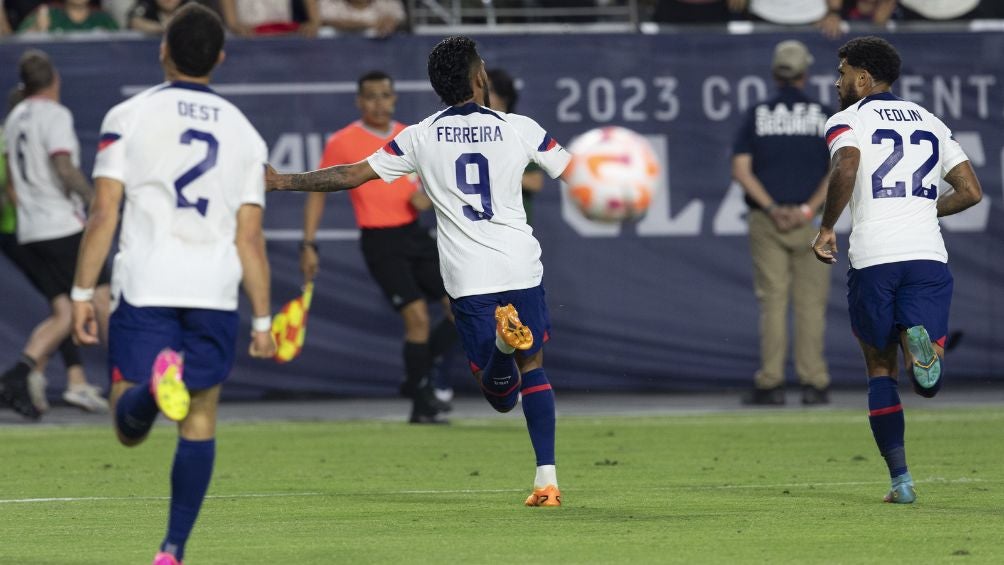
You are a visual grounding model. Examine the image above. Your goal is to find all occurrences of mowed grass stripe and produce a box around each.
[1,407,1001,564]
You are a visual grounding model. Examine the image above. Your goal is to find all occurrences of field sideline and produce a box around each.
[1,392,1003,564]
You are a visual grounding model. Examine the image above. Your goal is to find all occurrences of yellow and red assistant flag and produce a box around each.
[271,282,314,363]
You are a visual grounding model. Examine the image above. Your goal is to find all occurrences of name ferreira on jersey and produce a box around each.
[436,125,504,143]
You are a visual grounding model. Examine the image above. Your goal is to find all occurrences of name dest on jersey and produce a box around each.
[874,108,923,122]
[435,125,503,143]
[177,101,221,122]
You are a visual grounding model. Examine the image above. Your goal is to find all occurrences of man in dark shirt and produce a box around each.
[732,40,832,406]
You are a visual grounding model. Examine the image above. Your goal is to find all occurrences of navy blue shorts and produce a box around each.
[847,260,953,351]
[450,285,551,373]
[108,297,239,391]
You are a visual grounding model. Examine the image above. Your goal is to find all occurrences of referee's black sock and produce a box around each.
[401,341,432,398]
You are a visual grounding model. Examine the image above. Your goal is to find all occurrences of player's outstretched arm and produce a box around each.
[938,161,982,217]
[812,146,859,264]
[235,203,277,359]
[72,177,123,345]
[266,160,379,193]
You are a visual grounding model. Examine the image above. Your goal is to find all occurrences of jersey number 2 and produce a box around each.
[455,153,493,221]
[174,129,217,216]
[870,129,939,200]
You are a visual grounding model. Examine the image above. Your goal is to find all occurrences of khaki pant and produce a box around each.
[748,210,831,389]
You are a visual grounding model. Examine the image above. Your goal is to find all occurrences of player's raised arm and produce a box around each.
[266,160,379,193]
[938,161,982,217]
[812,145,859,264]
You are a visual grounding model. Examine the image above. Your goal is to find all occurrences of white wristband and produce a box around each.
[251,315,272,333]
[70,286,95,302]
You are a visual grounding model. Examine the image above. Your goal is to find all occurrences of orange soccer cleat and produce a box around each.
[525,484,561,507]
[495,304,534,351]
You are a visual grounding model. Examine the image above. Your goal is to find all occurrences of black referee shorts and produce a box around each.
[359,221,447,310]
[19,231,111,301]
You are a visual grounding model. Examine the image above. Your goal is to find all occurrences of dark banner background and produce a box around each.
[1,32,1000,398]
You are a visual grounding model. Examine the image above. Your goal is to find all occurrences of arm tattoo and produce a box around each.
[291,165,353,193]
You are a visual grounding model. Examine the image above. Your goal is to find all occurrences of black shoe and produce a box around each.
[742,386,786,406]
[0,370,42,420]
[409,405,449,424]
[801,385,830,406]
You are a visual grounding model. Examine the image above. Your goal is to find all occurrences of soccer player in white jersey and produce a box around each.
[267,36,571,507]
[810,37,982,504]
[1,49,110,419]
[71,6,275,564]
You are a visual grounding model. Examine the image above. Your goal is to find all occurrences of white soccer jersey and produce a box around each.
[3,98,86,244]
[824,92,968,269]
[93,82,267,310]
[367,103,571,298]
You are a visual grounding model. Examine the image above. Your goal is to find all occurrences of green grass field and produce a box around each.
[2,407,1002,564]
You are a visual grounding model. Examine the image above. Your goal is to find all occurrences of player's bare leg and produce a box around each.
[859,339,915,503]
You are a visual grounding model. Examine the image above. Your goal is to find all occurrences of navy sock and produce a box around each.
[161,437,216,561]
[480,346,520,413]
[115,383,159,440]
[868,377,908,478]
[520,368,556,466]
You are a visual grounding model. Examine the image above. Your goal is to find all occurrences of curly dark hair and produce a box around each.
[487,68,517,112]
[837,36,901,86]
[428,36,481,106]
[166,4,224,78]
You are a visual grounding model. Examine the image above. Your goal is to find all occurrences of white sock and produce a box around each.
[534,464,557,488]
[495,334,516,355]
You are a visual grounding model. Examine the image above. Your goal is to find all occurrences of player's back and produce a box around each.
[3,98,85,244]
[93,82,267,310]
[825,92,968,269]
[370,103,569,297]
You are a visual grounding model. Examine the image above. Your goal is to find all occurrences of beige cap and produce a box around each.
[772,40,813,79]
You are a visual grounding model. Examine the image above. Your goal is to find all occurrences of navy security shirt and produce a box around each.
[732,86,831,210]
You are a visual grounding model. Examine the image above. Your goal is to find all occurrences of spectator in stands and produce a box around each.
[0,9,11,34]
[486,69,546,225]
[219,0,320,36]
[898,0,979,20]
[128,0,188,34]
[842,0,897,25]
[317,0,404,37]
[652,0,733,23]
[5,1,45,30]
[730,0,845,37]
[17,0,119,32]
[731,40,832,406]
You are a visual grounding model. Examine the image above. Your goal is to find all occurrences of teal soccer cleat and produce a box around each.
[884,472,916,504]
[906,326,941,390]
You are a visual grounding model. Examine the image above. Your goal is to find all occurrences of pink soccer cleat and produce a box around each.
[150,349,189,422]
[152,551,182,565]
